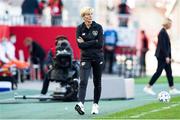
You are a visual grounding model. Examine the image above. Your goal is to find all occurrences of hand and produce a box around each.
[166,57,170,64]
[77,36,84,43]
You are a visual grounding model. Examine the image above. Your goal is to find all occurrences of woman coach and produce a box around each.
[74,6,104,115]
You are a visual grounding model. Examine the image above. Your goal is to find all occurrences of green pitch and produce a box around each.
[135,76,180,84]
[97,96,180,119]
[1,75,180,119]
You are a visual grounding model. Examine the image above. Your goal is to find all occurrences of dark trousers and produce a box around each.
[78,60,103,104]
[149,58,174,87]
[41,73,50,94]
[140,52,146,75]
[39,62,45,79]
[51,15,62,26]
[104,50,114,74]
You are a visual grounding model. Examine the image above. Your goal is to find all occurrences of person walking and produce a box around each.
[74,6,104,115]
[143,18,180,95]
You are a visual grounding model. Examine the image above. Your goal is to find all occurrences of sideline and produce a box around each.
[129,103,180,118]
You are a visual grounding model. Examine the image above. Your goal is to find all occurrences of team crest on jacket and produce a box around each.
[92,30,98,36]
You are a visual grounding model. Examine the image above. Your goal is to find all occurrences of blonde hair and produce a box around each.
[80,7,94,17]
[162,18,172,27]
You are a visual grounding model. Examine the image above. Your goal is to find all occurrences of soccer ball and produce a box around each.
[158,91,171,102]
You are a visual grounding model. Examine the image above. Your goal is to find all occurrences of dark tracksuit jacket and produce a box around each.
[76,21,104,104]
[76,21,104,61]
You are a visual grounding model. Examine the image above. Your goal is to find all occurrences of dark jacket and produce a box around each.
[76,21,104,61]
[22,0,39,14]
[30,41,46,63]
[155,28,171,60]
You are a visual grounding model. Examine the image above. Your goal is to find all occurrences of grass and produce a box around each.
[135,76,180,84]
[97,96,180,119]
[1,76,180,119]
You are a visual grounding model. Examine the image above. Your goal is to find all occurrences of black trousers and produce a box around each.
[140,52,147,75]
[41,73,50,94]
[149,58,174,87]
[104,50,115,74]
[78,60,103,104]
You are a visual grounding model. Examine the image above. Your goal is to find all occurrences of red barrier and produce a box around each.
[8,26,80,60]
[0,25,10,39]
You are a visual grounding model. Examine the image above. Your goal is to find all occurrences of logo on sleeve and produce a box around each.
[82,33,86,36]
[92,31,98,36]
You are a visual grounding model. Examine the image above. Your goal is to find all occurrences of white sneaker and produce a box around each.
[75,102,85,115]
[169,88,180,95]
[39,94,48,101]
[91,103,99,114]
[143,86,156,95]
[40,94,47,98]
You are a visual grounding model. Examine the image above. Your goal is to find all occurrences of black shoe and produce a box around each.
[75,103,85,115]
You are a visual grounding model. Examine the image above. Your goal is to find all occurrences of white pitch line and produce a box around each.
[129,103,180,118]
[0,98,16,102]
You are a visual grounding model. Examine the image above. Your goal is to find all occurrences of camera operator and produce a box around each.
[40,35,79,95]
